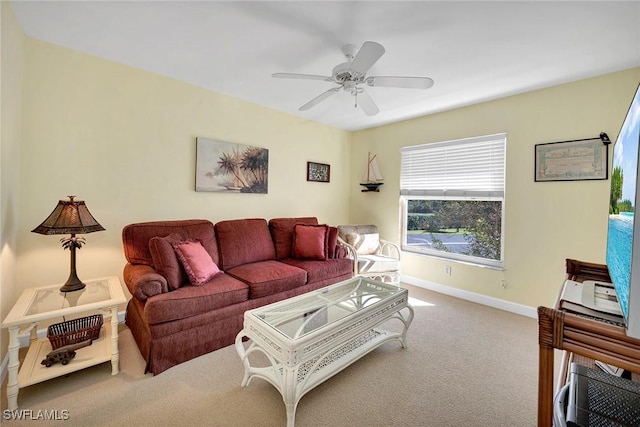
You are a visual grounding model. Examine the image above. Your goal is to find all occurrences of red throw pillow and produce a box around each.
[293,224,328,260]
[149,233,187,290]
[326,226,338,259]
[173,240,221,286]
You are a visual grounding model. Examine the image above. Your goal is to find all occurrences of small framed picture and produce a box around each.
[307,162,330,183]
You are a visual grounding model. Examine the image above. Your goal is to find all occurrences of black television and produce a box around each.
[606,82,640,339]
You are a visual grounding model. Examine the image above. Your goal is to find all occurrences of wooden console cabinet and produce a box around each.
[537,259,640,426]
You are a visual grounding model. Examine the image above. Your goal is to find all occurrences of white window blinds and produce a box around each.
[400,133,506,198]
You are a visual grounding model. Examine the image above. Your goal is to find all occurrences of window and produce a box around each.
[400,133,506,268]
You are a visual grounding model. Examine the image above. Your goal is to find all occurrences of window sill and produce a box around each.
[402,246,504,271]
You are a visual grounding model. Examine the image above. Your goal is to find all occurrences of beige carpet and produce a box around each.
[2,284,541,426]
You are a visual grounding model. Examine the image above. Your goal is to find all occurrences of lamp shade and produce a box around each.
[32,196,105,235]
[32,196,105,292]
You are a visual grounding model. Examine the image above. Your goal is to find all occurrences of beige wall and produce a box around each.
[16,37,352,293]
[1,1,24,368]
[2,5,640,367]
[351,68,640,308]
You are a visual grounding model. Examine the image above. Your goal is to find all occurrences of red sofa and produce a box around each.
[122,217,353,374]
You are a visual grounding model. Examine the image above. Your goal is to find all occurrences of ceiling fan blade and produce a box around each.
[272,73,333,82]
[348,41,385,76]
[299,87,341,111]
[366,76,434,89]
[356,89,379,116]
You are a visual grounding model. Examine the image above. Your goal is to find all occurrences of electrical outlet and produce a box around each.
[445,266,451,275]
[501,279,507,289]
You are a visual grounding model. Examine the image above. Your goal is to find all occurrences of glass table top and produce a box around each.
[251,277,404,340]
[25,278,113,316]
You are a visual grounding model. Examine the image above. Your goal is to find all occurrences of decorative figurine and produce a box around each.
[41,339,93,367]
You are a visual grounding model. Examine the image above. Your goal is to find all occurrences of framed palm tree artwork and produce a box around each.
[195,137,269,193]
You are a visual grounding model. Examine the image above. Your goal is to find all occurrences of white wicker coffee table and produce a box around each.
[235,277,414,427]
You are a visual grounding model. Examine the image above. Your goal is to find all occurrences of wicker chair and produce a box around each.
[337,224,401,284]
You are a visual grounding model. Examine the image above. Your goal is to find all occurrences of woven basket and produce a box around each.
[47,314,103,350]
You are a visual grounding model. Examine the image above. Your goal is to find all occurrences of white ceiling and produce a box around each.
[10,1,640,131]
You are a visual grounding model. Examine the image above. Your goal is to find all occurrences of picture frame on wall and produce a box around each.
[195,137,269,193]
[307,162,330,183]
[534,138,608,182]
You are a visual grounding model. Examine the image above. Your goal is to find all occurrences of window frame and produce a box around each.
[400,196,505,269]
[399,133,506,269]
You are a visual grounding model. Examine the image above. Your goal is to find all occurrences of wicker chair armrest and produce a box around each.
[379,239,401,260]
[337,236,359,275]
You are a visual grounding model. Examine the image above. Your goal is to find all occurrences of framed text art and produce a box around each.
[195,137,269,193]
[307,162,330,183]
[534,137,608,182]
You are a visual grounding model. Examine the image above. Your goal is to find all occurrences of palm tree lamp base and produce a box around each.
[60,273,86,293]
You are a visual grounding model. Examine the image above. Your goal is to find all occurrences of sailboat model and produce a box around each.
[360,152,384,192]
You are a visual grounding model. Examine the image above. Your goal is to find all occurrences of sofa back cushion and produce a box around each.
[215,218,276,270]
[122,220,219,266]
[269,217,319,260]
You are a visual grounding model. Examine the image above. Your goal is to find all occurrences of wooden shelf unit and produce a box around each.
[537,259,640,426]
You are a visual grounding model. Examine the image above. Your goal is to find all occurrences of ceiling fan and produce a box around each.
[272,41,434,116]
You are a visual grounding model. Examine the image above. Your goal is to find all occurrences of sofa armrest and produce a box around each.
[379,239,401,261]
[123,263,168,302]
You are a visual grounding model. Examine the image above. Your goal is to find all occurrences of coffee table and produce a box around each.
[235,277,414,427]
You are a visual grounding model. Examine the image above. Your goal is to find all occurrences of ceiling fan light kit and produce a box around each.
[272,41,434,116]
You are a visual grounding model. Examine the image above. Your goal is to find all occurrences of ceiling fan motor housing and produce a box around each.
[332,44,365,83]
[332,62,363,83]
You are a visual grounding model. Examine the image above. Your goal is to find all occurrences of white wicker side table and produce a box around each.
[2,276,127,410]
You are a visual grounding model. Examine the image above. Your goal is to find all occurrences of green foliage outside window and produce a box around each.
[407,199,502,261]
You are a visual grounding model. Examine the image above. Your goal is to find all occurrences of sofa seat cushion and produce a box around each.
[143,273,249,324]
[226,260,307,299]
[282,258,353,284]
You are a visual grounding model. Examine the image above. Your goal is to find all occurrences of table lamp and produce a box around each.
[32,196,105,292]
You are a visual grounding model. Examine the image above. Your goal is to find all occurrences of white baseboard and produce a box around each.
[401,274,537,319]
[0,310,126,387]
